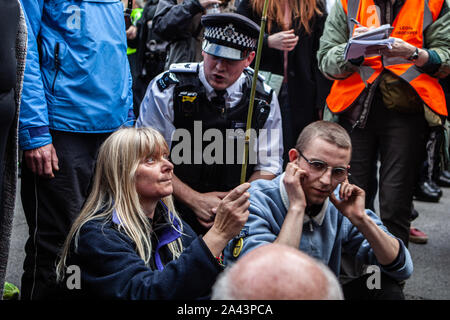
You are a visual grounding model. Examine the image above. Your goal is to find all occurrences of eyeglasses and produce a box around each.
[298,150,350,182]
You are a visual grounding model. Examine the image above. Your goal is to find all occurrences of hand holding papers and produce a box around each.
[344,24,394,60]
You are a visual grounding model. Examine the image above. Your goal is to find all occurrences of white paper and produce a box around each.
[344,38,395,60]
[352,24,394,41]
[344,24,394,60]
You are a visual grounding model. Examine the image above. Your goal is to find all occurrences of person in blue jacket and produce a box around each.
[56,127,250,299]
[224,121,413,300]
[19,0,134,299]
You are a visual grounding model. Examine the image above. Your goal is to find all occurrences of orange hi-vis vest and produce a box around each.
[326,0,447,116]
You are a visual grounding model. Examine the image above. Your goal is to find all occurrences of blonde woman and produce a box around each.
[57,127,250,299]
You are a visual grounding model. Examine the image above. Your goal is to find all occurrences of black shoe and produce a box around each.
[414,181,441,202]
[409,207,419,221]
[442,170,450,180]
[429,180,443,197]
[437,171,450,187]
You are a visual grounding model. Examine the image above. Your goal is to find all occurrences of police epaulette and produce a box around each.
[244,66,266,82]
[157,72,179,91]
[169,62,199,73]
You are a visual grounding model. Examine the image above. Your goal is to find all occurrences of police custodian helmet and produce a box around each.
[201,13,260,61]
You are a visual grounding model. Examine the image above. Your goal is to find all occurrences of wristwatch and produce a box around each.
[407,47,419,61]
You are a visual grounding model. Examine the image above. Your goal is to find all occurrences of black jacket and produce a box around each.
[63,213,223,299]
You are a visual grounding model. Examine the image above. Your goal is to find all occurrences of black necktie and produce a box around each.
[211,90,227,115]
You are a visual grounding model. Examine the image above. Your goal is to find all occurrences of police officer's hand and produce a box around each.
[24,143,59,179]
[193,191,230,228]
[268,29,299,52]
[199,0,221,9]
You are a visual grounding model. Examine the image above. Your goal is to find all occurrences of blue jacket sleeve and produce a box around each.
[123,69,135,127]
[342,210,413,281]
[223,190,282,265]
[72,221,223,300]
[18,0,52,150]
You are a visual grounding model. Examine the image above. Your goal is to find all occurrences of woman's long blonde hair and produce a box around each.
[252,0,323,34]
[56,127,183,281]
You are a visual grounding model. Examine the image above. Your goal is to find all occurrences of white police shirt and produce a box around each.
[136,62,283,176]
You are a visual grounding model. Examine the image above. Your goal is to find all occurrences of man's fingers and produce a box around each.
[285,162,299,175]
[43,152,54,177]
[329,192,341,207]
[353,26,369,36]
[52,147,59,172]
[215,191,229,199]
[25,153,36,174]
[339,182,347,200]
[33,153,44,176]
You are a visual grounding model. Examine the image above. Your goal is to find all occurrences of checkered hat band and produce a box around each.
[204,26,257,49]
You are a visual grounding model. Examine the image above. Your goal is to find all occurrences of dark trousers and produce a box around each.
[20,131,110,300]
[342,273,405,300]
[0,91,16,214]
[340,95,428,246]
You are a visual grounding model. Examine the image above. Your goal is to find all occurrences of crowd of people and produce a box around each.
[0,0,448,301]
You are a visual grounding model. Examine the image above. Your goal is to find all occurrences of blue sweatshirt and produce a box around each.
[224,174,413,281]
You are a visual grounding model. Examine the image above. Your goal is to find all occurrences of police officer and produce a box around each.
[137,13,283,235]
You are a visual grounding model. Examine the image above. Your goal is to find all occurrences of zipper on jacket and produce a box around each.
[352,73,384,132]
[52,43,61,95]
[355,1,394,131]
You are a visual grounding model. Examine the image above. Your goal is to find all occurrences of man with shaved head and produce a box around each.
[212,243,343,300]
[224,121,413,299]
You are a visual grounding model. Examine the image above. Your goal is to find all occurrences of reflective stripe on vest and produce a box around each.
[326,0,447,116]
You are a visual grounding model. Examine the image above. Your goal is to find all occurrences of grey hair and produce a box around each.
[211,262,236,300]
[316,260,344,300]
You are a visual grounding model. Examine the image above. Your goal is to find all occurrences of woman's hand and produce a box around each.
[211,183,251,239]
[202,183,251,257]
[268,29,299,51]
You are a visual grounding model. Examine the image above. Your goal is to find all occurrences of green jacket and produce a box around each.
[317,0,450,126]
[317,0,450,80]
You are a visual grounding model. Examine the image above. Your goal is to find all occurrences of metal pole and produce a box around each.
[240,0,270,184]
